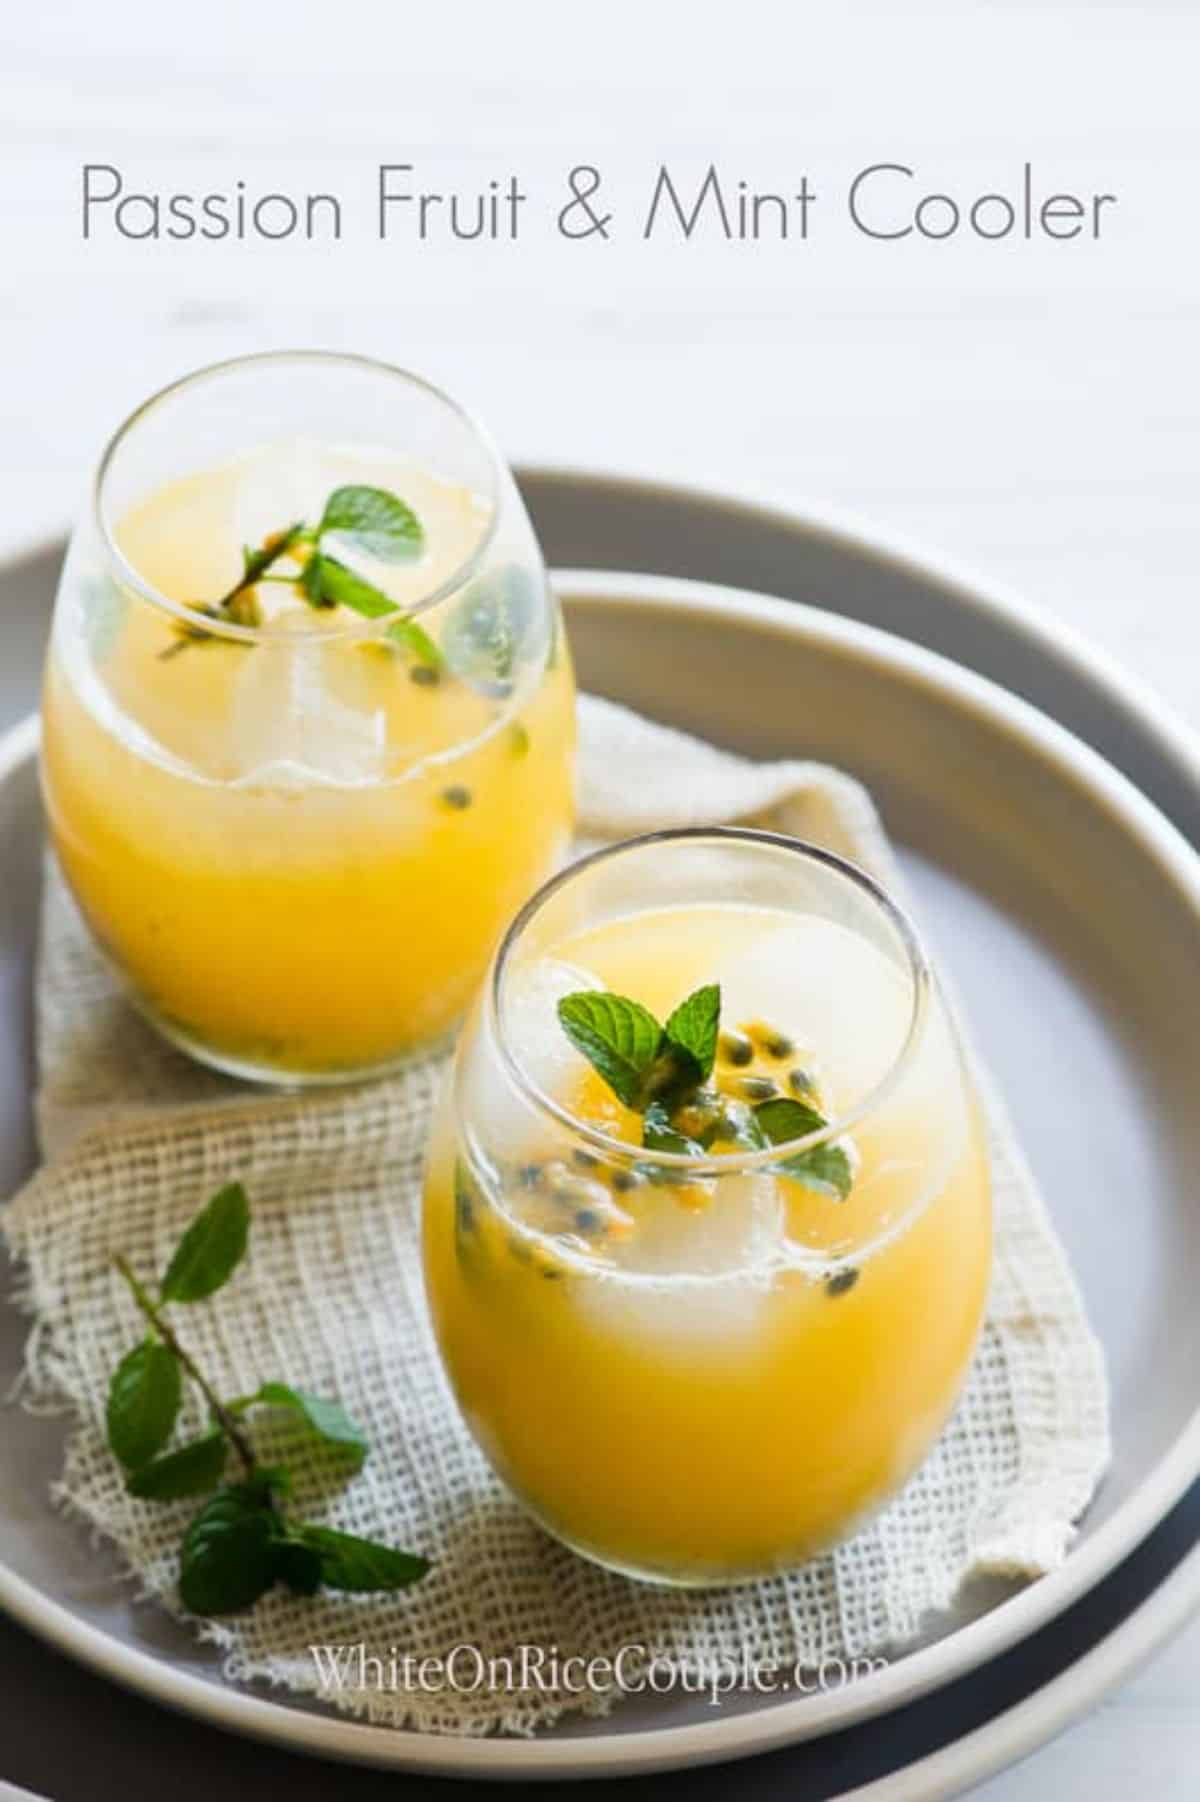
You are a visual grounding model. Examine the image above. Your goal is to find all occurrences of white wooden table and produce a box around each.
[2,3,1198,1796]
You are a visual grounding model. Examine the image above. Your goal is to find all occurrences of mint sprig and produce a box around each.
[107,1183,428,1615]
[556,985,854,1198]
[162,482,436,666]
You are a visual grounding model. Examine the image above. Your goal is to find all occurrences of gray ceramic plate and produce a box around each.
[2,546,1200,1785]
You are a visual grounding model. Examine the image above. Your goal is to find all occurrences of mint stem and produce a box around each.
[158,522,305,661]
[114,1254,258,1479]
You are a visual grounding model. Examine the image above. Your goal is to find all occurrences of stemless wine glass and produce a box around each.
[41,351,575,1082]
[423,829,993,1586]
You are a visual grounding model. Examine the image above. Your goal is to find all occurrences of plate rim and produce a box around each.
[3,571,1200,1778]
[518,464,1200,803]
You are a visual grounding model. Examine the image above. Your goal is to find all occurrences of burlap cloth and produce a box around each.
[2,695,1110,1735]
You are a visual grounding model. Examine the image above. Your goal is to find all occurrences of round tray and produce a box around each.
[3,553,1200,1793]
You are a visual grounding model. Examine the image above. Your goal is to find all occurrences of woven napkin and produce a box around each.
[2,694,1110,1736]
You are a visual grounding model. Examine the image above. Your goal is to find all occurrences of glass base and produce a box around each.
[135,998,457,1089]
[513,1491,803,1591]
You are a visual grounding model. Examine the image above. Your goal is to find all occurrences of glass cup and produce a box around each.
[41,351,576,1082]
[423,829,992,1586]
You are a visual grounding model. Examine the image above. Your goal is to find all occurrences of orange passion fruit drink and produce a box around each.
[424,830,992,1584]
[41,353,575,1081]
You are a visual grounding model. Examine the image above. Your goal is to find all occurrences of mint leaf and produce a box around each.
[782,1141,854,1200]
[299,1524,429,1592]
[642,1101,703,1158]
[557,991,663,1109]
[127,1430,227,1500]
[310,555,399,619]
[663,983,720,1082]
[300,551,333,607]
[107,1340,182,1470]
[250,1383,368,1472]
[161,1182,250,1304]
[754,1097,853,1200]
[385,614,444,670]
[179,1484,278,1616]
[275,1538,324,1596]
[318,485,423,563]
[753,1097,827,1144]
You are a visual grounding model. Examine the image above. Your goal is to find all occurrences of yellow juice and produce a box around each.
[424,901,992,1583]
[42,444,575,1077]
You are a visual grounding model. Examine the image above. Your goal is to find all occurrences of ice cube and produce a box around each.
[622,1173,784,1278]
[714,918,913,1114]
[500,958,606,1101]
[466,958,607,1157]
[578,1170,786,1345]
[227,624,387,786]
[229,438,330,563]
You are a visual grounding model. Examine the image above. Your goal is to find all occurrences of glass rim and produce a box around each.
[91,348,504,645]
[487,826,933,1175]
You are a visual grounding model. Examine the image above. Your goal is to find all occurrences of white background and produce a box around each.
[2,3,1199,1795]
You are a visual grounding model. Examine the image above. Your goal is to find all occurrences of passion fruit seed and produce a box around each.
[410,663,440,687]
[673,1090,725,1140]
[517,1162,545,1189]
[571,1148,601,1170]
[826,1268,860,1298]
[719,1030,754,1068]
[738,1076,779,1102]
[788,1067,817,1097]
[574,1207,601,1233]
[545,1163,607,1208]
[453,1165,477,1236]
[610,1168,645,1194]
[760,1031,794,1060]
[441,785,472,810]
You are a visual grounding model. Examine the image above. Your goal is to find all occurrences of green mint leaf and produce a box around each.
[252,1464,294,1499]
[443,564,542,692]
[781,1141,854,1200]
[385,614,444,670]
[318,485,423,563]
[557,991,664,1110]
[299,1524,429,1592]
[178,1484,278,1616]
[250,1383,368,1473]
[275,1538,324,1597]
[642,1100,704,1158]
[312,555,400,619]
[753,1097,854,1200]
[753,1096,828,1144]
[127,1430,227,1500]
[299,551,333,607]
[160,1182,250,1304]
[107,1340,182,1470]
[663,984,721,1082]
